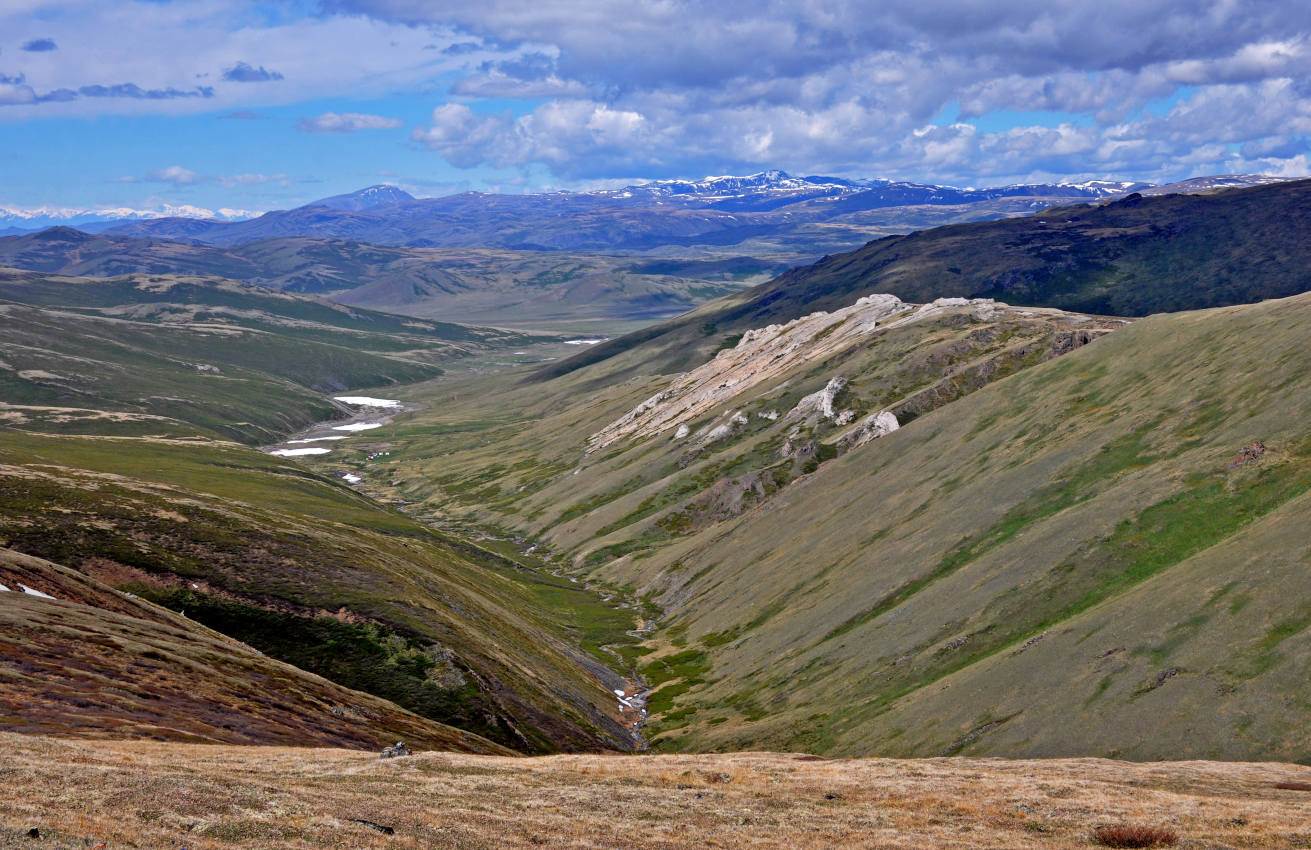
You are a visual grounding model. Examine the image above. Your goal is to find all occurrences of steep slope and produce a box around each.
[0,549,509,753]
[716,177,1311,320]
[541,178,1311,380]
[585,293,1311,759]
[344,287,1311,761]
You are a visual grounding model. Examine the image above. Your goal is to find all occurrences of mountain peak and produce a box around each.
[309,184,415,212]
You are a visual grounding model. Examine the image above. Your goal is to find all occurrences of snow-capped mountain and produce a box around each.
[0,203,258,233]
[310,184,416,211]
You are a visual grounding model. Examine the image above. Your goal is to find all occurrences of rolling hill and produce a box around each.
[0,233,777,332]
[0,269,640,753]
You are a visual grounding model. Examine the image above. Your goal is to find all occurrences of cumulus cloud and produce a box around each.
[221,62,284,83]
[144,165,200,186]
[21,38,56,52]
[412,101,650,174]
[296,111,403,133]
[363,0,1311,183]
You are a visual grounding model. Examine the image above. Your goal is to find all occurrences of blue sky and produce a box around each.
[2,0,1310,221]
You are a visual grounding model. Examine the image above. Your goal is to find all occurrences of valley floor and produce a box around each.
[2,734,1309,849]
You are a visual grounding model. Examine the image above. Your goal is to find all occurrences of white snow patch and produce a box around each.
[333,396,401,408]
[342,473,363,484]
[0,583,9,592]
[564,338,606,345]
[332,422,383,432]
[269,447,332,457]
[19,584,55,599]
[286,436,348,444]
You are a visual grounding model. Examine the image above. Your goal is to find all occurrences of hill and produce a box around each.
[339,283,1311,761]
[95,171,1182,257]
[0,267,532,444]
[0,270,640,753]
[0,234,776,333]
[0,549,508,753]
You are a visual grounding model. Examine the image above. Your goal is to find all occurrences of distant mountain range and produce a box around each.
[4,172,1286,253]
[92,173,1162,250]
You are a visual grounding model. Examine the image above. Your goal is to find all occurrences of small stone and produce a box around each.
[379,741,411,758]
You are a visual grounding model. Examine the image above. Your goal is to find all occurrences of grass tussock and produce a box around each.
[1092,824,1180,847]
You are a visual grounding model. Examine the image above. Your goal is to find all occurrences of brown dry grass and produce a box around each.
[1091,823,1178,847]
[1,734,1309,849]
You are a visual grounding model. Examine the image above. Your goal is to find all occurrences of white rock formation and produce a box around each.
[787,376,850,424]
[837,410,900,451]
[587,293,1085,452]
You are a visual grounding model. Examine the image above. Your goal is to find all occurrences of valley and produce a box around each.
[2,175,1310,847]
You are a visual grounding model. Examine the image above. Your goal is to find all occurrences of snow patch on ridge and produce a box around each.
[333,396,401,408]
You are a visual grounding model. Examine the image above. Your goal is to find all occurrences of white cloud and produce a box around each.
[144,165,200,185]
[296,112,404,133]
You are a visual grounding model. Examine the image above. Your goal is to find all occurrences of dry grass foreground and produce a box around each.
[1,734,1309,849]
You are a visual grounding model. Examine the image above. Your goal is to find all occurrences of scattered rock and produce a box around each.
[697,411,748,446]
[1013,631,1050,655]
[835,410,899,452]
[379,741,411,758]
[788,377,850,424]
[349,818,395,835]
[1144,668,1181,691]
[26,827,39,839]
[1230,440,1266,467]
[940,635,971,653]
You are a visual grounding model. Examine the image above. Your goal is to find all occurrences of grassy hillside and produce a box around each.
[600,293,1311,759]
[0,269,642,753]
[0,429,637,753]
[0,268,539,444]
[5,734,1309,848]
[343,289,1311,761]
[541,178,1311,379]
[0,549,509,753]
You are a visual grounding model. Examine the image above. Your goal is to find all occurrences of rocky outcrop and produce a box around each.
[587,293,914,451]
[836,411,899,452]
[787,377,854,425]
[588,293,1110,452]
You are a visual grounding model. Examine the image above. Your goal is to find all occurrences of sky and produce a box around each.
[2,0,1310,220]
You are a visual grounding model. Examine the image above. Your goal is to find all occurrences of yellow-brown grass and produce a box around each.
[1,734,1309,849]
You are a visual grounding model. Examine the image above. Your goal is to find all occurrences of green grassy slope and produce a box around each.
[591,294,1311,760]
[0,268,543,444]
[0,429,634,753]
[0,269,637,753]
[354,291,1311,761]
